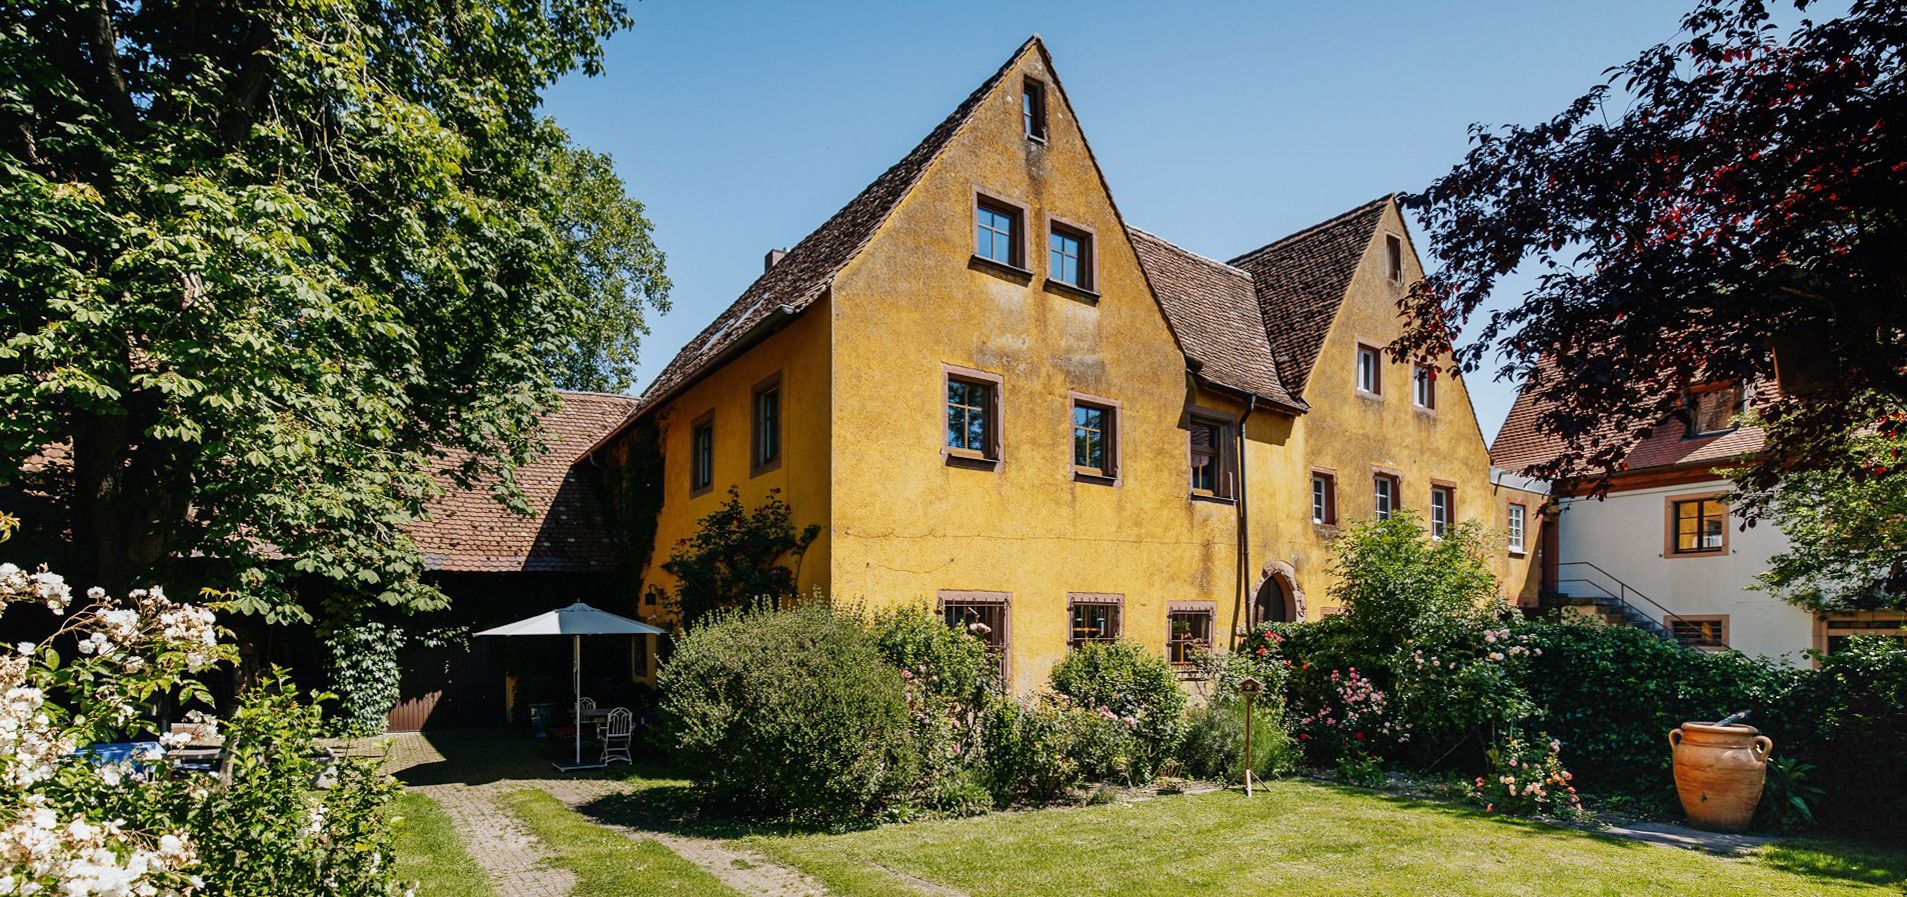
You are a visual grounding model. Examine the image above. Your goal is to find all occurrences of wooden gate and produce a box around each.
[385,639,504,732]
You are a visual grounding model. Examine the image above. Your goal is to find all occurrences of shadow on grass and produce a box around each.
[577,785,873,841]
[1756,837,1907,890]
[1314,778,1907,891]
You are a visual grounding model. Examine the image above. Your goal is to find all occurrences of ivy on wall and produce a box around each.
[321,620,405,737]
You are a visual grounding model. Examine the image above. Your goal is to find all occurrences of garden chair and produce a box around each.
[600,708,634,766]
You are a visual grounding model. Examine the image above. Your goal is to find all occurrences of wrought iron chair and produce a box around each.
[600,708,635,765]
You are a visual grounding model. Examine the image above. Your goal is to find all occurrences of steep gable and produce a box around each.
[1127,227,1301,410]
[1228,197,1390,396]
[634,38,1040,413]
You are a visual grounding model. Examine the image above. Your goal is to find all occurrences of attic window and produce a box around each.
[1687,382,1744,436]
[1413,365,1436,409]
[1357,344,1382,395]
[1048,222,1092,290]
[1023,78,1047,141]
[1385,234,1404,283]
[975,196,1024,268]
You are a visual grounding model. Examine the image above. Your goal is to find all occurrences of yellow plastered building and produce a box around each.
[600,37,1543,692]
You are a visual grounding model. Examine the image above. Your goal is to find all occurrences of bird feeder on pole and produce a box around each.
[1235,676,1263,797]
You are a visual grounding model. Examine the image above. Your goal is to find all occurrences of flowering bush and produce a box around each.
[0,528,407,897]
[1469,733,1585,819]
[1291,668,1407,780]
[978,691,1136,805]
[1392,627,1539,754]
[1048,641,1185,781]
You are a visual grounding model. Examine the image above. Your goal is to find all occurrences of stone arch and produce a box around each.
[1250,559,1307,626]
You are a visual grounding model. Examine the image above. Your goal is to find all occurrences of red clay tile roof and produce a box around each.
[1489,360,1767,477]
[1228,197,1391,396]
[414,391,639,573]
[635,38,1041,414]
[1127,227,1302,410]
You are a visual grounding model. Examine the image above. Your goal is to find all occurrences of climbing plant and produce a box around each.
[660,488,819,625]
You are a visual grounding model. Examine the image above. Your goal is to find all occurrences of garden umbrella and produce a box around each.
[476,602,666,771]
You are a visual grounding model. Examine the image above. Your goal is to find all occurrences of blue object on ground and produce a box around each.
[528,702,557,739]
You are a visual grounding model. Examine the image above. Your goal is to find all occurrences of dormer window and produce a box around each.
[1023,78,1047,141]
[1686,382,1744,436]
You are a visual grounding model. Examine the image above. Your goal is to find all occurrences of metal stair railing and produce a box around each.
[1548,561,1693,646]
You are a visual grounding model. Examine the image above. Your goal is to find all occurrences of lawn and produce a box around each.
[503,789,741,896]
[739,781,1907,897]
[391,792,496,897]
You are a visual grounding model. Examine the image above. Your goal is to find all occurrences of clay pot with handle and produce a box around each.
[1669,722,1773,832]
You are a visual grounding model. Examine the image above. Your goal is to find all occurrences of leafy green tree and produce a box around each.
[659,487,820,625]
[1741,410,1907,611]
[1329,511,1503,651]
[0,0,663,625]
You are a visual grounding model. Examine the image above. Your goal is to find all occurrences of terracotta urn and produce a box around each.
[1669,722,1772,832]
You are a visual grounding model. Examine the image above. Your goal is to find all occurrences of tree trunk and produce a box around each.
[69,408,172,594]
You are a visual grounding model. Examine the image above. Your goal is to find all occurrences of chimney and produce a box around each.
[764,249,787,272]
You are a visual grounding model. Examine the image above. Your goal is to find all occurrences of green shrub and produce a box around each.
[190,676,407,897]
[1177,693,1297,784]
[658,603,918,822]
[1771,637,1907,834]
[1049,641,1186,781]
[869,606,997,705]
[1511,618,1784,799]
[978,693,1135,805]
[1390,625,1539,764]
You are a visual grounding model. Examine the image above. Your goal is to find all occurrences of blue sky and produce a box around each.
[541,0,1698,440]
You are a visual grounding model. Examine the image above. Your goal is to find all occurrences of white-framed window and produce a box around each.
[1507,503,1527,553]
[1374,474,1397,520]
[1413,365,1436,409]
[1311,473,1336,525]
[1385,234,1404,283]
[1357,345,1381,394]
[1430,485,1453,538]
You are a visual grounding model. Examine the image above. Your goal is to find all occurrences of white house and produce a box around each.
[1490,375,1902,665]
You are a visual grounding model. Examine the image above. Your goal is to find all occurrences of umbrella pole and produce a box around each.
[573,634,582,767]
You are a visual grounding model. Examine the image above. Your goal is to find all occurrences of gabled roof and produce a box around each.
[1127,227,1303,411]
[635,37,1041,413]
[414,391,639,573]
[1228,196,1391,395]
[1489,358,1768,477]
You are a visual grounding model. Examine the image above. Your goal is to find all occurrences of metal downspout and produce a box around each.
[1233,396,1257,651]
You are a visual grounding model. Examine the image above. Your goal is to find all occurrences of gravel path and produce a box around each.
[373,731,840,897]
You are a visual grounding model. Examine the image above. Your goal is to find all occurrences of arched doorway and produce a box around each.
[1251,560,1306,627]
[1253,577,1292,625]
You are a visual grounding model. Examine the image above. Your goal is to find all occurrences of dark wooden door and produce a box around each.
[386,639,503,732]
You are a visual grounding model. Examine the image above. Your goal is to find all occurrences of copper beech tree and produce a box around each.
[1397,0,1906,508]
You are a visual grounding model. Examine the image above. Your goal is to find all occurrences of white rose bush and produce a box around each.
[0,515,408,897]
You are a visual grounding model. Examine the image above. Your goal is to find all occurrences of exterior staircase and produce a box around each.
[1542,561,1699,648]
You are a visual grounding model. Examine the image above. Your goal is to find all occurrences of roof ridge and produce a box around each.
[630,36,1041,414]
[1225,193,1394,267]
[556,389,642,402]
[1126,226,1254,279]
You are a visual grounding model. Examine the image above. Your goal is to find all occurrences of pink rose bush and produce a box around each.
[1470,732,1585,819]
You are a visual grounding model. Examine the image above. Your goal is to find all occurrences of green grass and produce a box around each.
[391,792,495,897]
[501,788,741,896]
[741,780,1907,897]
